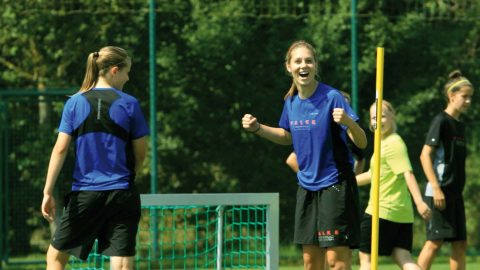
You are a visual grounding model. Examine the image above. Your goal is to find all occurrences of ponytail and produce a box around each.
[79,46,130,92]
[283,82,298,100]
[79,52,100,92]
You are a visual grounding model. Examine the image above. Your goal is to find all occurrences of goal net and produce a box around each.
[68,193,279,270]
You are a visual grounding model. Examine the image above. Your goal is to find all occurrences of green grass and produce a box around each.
[2,253,480,269]
[280,255,480,269]
[280,262,480,270]
[278,245,480,269]
[3,264,480,270]
[2,264,480,269]
[3,262,480,270]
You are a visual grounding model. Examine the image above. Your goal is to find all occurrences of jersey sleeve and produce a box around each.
[424,115,442,147]
[58,97,75,135]
[343,104,359,123]
[385,135,412,175]
[331,91,360,130]
[130,100,149,139]
[278,100,290,131]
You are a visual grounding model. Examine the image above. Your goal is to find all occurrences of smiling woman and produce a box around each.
[283,41,318,100]
[242,40,367,270]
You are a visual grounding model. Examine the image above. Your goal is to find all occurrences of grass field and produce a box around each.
[277,246,480,269]
[2,253,480,269]
[3,262,480,270]
[2,264,480,270]
[281,264,480,270]
[278,255,480,269]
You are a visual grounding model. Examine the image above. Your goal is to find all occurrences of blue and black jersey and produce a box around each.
[279,83,359,191]
[58,88,149,191]
[424,111,466,195]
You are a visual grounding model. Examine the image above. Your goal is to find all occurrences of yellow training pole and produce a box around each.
[371,47,384,270]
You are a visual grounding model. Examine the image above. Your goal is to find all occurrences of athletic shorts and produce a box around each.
[294,175,360,249]
[425,194,466,241]
[51,188,141,260]
[359,214,413,256]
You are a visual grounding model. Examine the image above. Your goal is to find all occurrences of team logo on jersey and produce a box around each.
[290,120,317,126]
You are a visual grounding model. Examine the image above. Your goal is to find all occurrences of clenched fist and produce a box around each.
[332,108,351,125]
[242,114,260,132]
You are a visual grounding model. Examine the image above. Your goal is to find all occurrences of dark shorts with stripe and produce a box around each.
[294,173,361,249]
[51,188,141,260]
[359,214,413,256]
[425,194,466,241]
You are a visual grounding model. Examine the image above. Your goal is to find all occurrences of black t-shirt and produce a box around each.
[424,112,466,194]
[347,139,365,162]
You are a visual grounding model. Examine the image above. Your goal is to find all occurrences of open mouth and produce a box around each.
[299,71,309,78]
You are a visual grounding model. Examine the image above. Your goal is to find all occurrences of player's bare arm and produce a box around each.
[242,114,292,145]
[332,108,367,149]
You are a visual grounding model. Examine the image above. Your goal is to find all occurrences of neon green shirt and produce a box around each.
[365,133,414,223]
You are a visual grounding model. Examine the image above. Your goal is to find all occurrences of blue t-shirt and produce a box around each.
[58,88,149,191]
[279,83,359,191]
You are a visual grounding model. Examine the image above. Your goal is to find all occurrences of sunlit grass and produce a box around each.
[2,252,480,269]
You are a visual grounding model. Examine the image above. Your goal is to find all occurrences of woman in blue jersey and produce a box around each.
[285,91,366,176]
[242,40,367,270]
[417,70,474,270]
[41,46,149,270]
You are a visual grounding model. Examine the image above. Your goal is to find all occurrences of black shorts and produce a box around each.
[359,214,413,256]
[294,175,360,249]
[51,188,141,260]
[425,195,466,241]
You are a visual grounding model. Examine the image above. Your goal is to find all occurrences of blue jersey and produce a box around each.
[279,83,359,191]
[58,88,149,191]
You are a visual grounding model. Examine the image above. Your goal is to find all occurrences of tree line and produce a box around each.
[1,0,479,255]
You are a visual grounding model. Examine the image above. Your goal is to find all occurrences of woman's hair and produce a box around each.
[443,70,473,103]
[369,100,397,133]
[283,40,318,100]
[339,90,351,104]
[79,46,130,92]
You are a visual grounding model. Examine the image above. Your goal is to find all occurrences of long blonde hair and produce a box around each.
[283,40,318,100]
[79,46,130,92]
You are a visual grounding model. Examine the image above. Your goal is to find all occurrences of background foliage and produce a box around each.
[1,0,479,257]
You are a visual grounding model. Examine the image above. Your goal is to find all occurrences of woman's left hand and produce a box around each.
[332,108,351,125]
[417,201,432,221]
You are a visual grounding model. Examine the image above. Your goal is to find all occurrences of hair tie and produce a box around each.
[447,79,470,93]
[93,51,99,58]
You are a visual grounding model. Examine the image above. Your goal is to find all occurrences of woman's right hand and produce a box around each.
[41,194,56,223]
[242,114,260,132]
[433,186,446,210]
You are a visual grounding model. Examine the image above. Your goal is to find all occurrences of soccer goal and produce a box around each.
[69,193,279,270]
